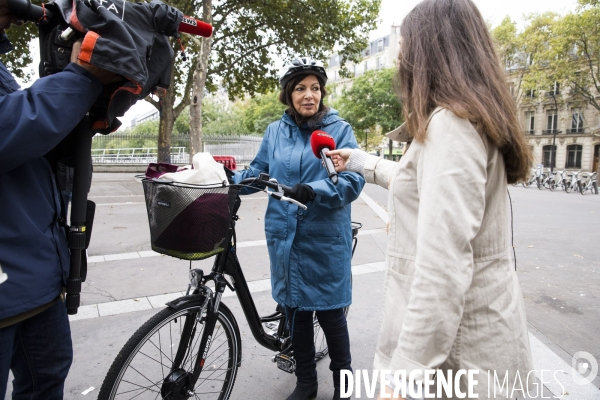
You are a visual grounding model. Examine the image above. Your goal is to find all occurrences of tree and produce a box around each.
[335,68,402,152]
[183,0,382,162]
[202,96,247,135]
[491,17,526,103]
[517,12,560,96]
[518,3,600,113]
[1,24,38,83]
[242,91,286,134]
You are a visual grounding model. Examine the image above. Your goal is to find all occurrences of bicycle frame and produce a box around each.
[165,177,361,390]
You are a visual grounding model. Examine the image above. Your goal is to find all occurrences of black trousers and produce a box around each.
[286,306,352,390]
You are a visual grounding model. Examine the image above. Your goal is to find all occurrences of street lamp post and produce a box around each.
[549,92,562,173]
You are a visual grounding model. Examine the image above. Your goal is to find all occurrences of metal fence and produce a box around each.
[91,134,262,165]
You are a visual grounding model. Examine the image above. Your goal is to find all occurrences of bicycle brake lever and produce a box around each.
[281,195,308,210]
[265,191,308,210]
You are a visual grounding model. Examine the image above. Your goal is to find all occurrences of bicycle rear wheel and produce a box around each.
[98,299,241,400]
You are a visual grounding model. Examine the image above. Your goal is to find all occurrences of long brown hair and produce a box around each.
[398,0,532,183]
[279,74,330,130]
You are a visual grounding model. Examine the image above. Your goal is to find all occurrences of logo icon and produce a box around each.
[157,200,170,208]
[572,351,598,385]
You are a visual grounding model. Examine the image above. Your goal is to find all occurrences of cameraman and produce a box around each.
[0,2,118,397]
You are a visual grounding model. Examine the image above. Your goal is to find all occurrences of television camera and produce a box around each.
[6,0,213,314]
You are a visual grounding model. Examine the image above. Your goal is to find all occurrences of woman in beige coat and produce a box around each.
[329,0,534,398]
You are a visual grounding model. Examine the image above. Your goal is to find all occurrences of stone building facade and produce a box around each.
[515,84,600,174]
[325,25,400,101]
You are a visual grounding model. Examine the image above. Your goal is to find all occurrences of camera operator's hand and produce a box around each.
[70,39,123,85]
[290,183,316,204]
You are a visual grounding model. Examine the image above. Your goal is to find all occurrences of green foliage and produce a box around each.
[334,68,402,150]
[578,0,600,8]
[129,120,159,136]
[243,92,286,134]
[491,17,520,70]
[1,24,40,82]
[173,110,190,135]
[518,4,600,111]
[207,0,382,99]
[517,13,561,94]
[202,97,248,135]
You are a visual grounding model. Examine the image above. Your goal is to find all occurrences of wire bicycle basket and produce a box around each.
[141,178,239,260]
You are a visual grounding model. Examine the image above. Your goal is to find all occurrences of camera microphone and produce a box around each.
[178,16,213,38]
[310,130,338,185]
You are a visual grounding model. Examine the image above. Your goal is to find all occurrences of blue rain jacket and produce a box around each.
[234,110,365,311]
[0,33,102,321]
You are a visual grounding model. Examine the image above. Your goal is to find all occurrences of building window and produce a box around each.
[376,57,382,70]
[571,109,584,133]
[364,61,368,73]
[549,81,560,95]
[377,39,384,52]
[542,145,557,168]
[524,111,535,134]
[353,64,357,77]
[546,109,558,134]
[566,145,582,168]
[526,53,534,66]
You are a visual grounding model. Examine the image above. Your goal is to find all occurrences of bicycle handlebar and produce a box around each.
[238,174,307,210]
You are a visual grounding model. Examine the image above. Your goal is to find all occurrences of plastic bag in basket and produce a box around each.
[159,152,227,185]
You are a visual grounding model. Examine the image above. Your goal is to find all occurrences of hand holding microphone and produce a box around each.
[326,149,353,172]
[310,130,339,185]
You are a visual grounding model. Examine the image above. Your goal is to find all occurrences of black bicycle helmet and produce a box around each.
[279,57,328,89]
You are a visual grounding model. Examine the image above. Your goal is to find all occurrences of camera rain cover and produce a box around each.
[51,0,183,133]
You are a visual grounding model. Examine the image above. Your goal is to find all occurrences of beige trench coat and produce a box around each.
[363,108,534,399]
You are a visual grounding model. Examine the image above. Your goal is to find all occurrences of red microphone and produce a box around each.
[178,16,213,38]
[310,130,338,185]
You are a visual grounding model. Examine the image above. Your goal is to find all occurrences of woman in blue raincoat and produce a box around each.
[234,57,365,400]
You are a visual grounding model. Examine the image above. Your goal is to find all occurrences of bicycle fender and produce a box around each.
[165,294,207,309]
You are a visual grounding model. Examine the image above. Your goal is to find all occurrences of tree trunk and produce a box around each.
[388,138,393,161]
[189,0,213,157]
[157,58,178,163]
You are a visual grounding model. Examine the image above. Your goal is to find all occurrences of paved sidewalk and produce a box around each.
[5,174,600,399]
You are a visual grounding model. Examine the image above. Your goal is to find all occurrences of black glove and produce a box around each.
[289,183,316,204]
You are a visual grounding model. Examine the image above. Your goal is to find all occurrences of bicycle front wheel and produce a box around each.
[98,299,241,400]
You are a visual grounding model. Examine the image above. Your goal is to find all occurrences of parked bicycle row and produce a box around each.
[513,165,599,195]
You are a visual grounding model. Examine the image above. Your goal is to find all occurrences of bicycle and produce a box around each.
[563,170,582,193]
[552,170,568,191]
[579,172,599,195]
[511,167,536,188]
[97,172,362,400]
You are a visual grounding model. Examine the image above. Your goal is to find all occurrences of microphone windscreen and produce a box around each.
[310,130,336,158]
[178,16,213,38]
